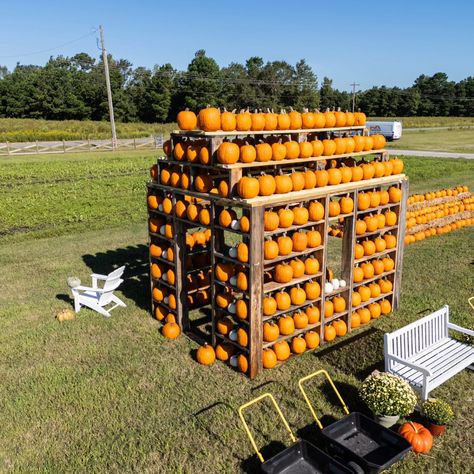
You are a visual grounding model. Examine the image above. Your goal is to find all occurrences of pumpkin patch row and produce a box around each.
[355,210,398,235]
[407,185,469,206]
[405,216,474,244]
[236,165,404,199]
[216,134,386,164]
[262,283,322,317]
[351,299,392,327]
[177,106,367,132]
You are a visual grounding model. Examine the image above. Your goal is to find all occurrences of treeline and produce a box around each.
[0,50,473,123]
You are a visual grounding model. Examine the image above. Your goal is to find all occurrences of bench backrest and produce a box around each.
[385,305,450,360]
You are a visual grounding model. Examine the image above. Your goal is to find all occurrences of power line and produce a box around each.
[0,29,97,58]
[350,82,360,112]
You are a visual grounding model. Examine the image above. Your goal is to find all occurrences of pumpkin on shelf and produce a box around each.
[275,175,293,194]
[278,315,295,335]
[271,140,287,160]
[304,257,320,275]
[274,263,293,283]
[332,319,347,336]
[263,348,278,369]
[263,296,277,317]
[215,343,235,361]
[264,239,279,260]
[290,287,307,306]
[307,230,322,248]
[299,141,313,159]
[285,140,301,159]
[273,340,291,361]
[264,210,280,231]
[235,109,252,131]
[278,207,295,227]
[304,280,321,300]
[291,336,307,354]
[306,305,320,324]
[217,141,239,164]
[198,106,221,131]
[237,176,259,199]
[263,321,280,342]
[257,174,276,197]
[324,324,337,342]
[292,230,308,252]
[256,142,273,162]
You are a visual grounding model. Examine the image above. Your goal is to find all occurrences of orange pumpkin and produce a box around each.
[263,321,280,342]
[291,336,307,354]
[305,331,320,349]
[278,315,295,335]
[237,177,259,199]
[274,340,291,361]
[324,324,337,341]
[198,107,220,131]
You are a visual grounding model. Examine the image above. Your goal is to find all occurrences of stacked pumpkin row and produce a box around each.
[216,134,386,165]
[177,106,367,132]
[407,185,469,206]
[405,186,473,244]
[236,163,404,199]
[405,218,474,244]
[355,234,398,259]
[353,257,396,283]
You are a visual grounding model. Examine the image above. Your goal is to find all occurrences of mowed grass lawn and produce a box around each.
[0,151,473,473]
[388,128,474,153]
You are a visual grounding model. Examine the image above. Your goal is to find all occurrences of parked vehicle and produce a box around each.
[366,121,403,141]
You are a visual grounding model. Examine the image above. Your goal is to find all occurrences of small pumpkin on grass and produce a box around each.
[398,422,433,453]
[196,344,216,365]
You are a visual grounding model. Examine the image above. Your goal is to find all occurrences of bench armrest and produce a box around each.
[91,273,108,280]
[448,322,474,337]
[386,353,432,377]
[72,285,108,293]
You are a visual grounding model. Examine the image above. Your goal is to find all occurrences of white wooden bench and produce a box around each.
[384,305,474,400]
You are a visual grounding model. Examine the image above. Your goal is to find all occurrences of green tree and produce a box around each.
[319,77,337,110]
[293,59,319,110]
[181,50,221,111]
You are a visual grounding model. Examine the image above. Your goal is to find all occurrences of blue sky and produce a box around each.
[1,0,473,91]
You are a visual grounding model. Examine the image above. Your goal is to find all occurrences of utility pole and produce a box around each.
[99,25,117,149]
[350,82,360,112]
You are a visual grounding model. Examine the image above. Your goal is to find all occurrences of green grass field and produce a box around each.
[387,128,474,153]
[0,118,176,142]
[369,116,474,128]
[0,150,473,473]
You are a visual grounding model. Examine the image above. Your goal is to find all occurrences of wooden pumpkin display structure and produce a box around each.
[147,111,408,377]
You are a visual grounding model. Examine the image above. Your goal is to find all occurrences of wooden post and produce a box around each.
[6,141,10,156]
[342,190,356,331]
[248,205,264,378]
[319,195,329,344]
[134,138,137,150]
[393,178,408,309]
[36,140,39,154]
[229,168,243,197]
[62,140,66,153]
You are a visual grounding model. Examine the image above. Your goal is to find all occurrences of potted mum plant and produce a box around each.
[422,399,454,436]
[360,372,417,428]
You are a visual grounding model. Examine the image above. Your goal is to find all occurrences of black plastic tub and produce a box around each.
[261,440,353,474]
[320,413,411,474]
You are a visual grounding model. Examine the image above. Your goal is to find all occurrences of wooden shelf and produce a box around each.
[216,149,386,169]
[328,212,354,221]
[148,232,175,243]
[151,277,176,291]
[174,216,211,229]
[186,265,212,275]
[323,311,349,325]
[188,284,211,295]
[263,297,322,321]
[215,332,249,353]
[264,271,323,294]
[173,125,365,137]
[148,182,217,201]
[324,285,349,298]
[214,224,248,236]
[264,245,324,267]
[351,291,394,311]
[152,300,176,314]
[150,255,176,267]
[356,202,400,216]
[214,251,250,268]
[214,279,246,295]
[215,307,250,326]
[237,175,406,207]
[355,225,398,239]
[264,219,324,236]
[262,321,322,349]
[352,270,396,289]
[354,248,397,264]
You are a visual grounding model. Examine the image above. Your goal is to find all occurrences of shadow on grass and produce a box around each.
[314,327,386,381]
[82,244,150,311]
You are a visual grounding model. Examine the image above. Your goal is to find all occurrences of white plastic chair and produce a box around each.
[71,266,126,317]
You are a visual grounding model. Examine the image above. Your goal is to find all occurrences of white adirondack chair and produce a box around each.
[71,266,126,317]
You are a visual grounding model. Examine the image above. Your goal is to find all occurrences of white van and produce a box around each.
[365,121,403,141]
